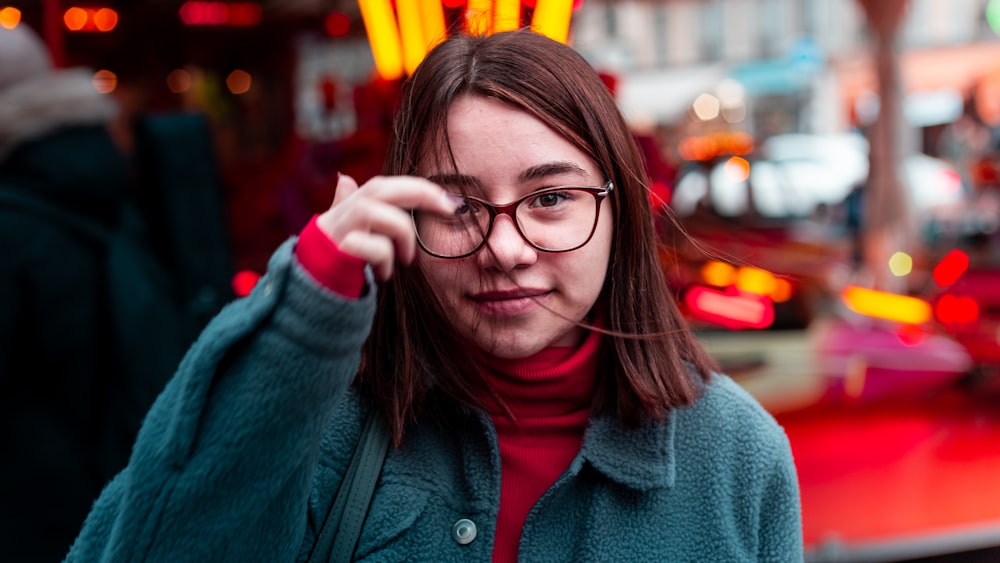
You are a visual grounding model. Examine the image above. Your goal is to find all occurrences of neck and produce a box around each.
[479,327,602,420]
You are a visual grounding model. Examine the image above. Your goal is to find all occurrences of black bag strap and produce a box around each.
[308,412,390,563]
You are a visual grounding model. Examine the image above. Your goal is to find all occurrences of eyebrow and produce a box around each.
[518,161,589,182]
[427,161,589,187]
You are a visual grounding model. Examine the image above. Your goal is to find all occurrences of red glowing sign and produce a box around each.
[683,286,774,330]
[179,2,262,26]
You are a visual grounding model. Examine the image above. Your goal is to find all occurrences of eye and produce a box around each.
[452,197,484,217]
[528,190,572,208]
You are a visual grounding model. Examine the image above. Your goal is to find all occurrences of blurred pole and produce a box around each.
[42,0,64,67]
[857,0,913,293]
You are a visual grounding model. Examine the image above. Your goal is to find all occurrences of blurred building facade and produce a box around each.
[571,0,1000,146]
[6,0,1000,273]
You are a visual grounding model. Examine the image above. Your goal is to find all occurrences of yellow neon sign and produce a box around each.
[359,0,405,80]
[493,0,521,33]
[358,0,577,80]
[531,0,573,43]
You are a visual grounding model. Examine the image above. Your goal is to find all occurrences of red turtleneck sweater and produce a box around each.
[295,215,599,562]
[479,332,599,562]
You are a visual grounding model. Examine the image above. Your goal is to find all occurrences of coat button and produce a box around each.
[452,519,477,545]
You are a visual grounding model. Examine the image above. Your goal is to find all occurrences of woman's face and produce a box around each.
[416,95,613,359]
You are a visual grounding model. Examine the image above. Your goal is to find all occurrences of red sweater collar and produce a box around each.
[479,328,602,420]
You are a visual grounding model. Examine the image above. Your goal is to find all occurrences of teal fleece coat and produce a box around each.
[66,239,803,562]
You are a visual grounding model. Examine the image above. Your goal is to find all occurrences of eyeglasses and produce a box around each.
[412,181,613,259]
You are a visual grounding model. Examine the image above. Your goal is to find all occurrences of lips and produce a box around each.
[469,288,551,316]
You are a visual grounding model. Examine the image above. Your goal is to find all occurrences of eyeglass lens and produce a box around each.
[414,187,602,258]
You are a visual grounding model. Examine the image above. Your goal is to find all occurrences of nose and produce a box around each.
[476,214,537,271]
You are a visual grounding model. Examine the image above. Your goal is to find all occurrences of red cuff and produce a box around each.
[295,215,367,299]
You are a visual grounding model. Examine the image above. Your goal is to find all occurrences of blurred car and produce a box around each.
[664,133,974,331]
[672,132,968,226]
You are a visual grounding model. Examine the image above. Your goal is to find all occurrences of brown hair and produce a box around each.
[358,29,717,445]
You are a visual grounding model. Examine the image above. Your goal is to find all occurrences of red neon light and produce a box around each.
[683,286,774,330]
[228,3,262,25]
[933,249,969,287]
[179,2,261,26]
[179,2,226,25]
[935,294,979,325]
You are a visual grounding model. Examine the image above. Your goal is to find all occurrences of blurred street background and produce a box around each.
[5,0,1000,560]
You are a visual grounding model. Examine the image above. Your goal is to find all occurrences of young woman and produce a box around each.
[68,29,802,562]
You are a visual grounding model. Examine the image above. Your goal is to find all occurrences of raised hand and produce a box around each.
[315,174,457,280]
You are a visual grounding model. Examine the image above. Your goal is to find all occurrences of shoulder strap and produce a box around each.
[309,412,391,563]
[0,188,109,242]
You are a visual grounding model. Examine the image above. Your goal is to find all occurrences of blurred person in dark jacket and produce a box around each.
[0,24,184,562]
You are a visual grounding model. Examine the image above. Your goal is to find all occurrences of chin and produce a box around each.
[467,329,543,359]
[474,325,583,359]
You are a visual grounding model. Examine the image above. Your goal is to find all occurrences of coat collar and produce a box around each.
[577,410,677,491]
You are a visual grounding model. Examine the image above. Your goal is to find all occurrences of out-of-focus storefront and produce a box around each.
[835,41,1000,127]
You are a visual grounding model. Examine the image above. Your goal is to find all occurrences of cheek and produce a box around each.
[581,221,614,298]
[417,256,466,300]
[564,228,613,303]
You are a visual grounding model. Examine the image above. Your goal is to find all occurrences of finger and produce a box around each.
[362,176,458,216]
[331,173,359,207]
[319,176,452,242]
[324,197,417,262]
[339,232,395,280]
[354,201,420,265]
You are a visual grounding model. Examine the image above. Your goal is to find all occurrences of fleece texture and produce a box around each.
[66,239,803,562]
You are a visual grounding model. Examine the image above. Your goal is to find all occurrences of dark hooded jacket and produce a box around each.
[0,28,150,560]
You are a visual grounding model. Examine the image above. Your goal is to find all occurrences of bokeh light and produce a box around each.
[936,294,979,325]
[0,6,21,29]
[692,93,721,121]
[987,0,1000,36]
[166,68,194,94]
[933,249,969,287]
[723,156,750,182]
[92,69,117,94]
[736,266,777,296]
[63,7,87,31]
[324,11,350,37]
[701,260,737,287]
[93,8,118,31]
[226,69,252,94]
[231,270,261,297]
[888,251,913,277]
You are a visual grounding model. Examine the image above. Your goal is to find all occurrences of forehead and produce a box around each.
[417,95,597,182]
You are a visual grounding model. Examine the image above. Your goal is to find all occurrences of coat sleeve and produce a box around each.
[757,431,804,562]
[65,238,377,562]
